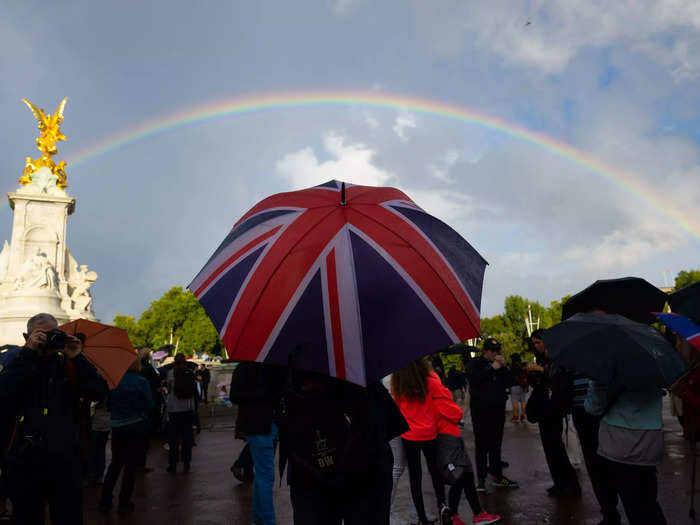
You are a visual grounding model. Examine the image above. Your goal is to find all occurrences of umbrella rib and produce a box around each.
[227,204,342,354]
[349,205,478,335]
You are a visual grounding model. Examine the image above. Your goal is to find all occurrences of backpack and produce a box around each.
[281,384,365,486]
[173,367,196,399]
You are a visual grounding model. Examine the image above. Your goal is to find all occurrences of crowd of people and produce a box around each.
[0,310,687,524]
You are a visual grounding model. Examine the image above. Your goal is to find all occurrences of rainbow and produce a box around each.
[65,90,700,240]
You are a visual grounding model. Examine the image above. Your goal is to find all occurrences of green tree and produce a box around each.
[113,287,224,357]
[674,270,700,291]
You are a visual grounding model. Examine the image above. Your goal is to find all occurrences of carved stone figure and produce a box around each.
[69,264,97,315]
[14,248,58,291]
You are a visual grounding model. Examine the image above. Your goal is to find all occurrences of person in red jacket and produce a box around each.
[392,358,449,525]
[432,371,502,525]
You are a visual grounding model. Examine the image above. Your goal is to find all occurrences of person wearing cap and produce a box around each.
[468,338,518,491]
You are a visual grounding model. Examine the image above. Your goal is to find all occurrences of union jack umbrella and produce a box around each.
[188,180,487,385]
[654,312,700,351]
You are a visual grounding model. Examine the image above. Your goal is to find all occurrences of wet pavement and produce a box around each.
[84,401,697,524]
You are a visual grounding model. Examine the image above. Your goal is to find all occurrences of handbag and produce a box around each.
[436,434,472,485]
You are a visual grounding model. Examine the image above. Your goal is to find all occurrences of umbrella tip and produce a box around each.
[340,181,346,206]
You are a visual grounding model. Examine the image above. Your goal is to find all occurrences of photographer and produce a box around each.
[0,313,108,525]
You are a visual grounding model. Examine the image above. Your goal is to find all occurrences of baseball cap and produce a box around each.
[482,338,502,352]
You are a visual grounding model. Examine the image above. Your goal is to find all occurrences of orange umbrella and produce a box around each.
[60,319,138,389]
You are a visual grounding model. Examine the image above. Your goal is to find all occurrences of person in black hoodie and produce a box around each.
[469,338,518,491]
[0,313,108,525]
[229,362,285,525]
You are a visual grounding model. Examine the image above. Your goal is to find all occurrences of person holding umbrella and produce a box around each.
[584,373,667,524]
[544,280,681,525]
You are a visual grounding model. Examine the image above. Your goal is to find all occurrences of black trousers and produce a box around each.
[600,456,666,525]
[9,461,83,525]
[100,422,147,506]
[235,442,253,470]
[168,411,194,467]
[572,407,621,524]
[448,471,482,517]
[403,438,445,522]
[538,414,578,489]
[470,404,505,481]
[88,430,110,482]
[290,453,393,525]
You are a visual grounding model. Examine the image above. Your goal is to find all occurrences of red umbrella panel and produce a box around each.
[189,180,487,386]
[60,319,138,389]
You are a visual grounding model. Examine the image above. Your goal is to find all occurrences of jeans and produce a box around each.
[168,411,194,467]
[471,404,505,481]
[247,424,278,525]
[389,436,406,508]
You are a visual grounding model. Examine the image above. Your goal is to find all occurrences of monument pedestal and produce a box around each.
[0,167,98,345]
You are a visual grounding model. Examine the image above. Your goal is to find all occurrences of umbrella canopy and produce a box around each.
[60,319,138,389]
[189,180,487,386]
[669,281,700,325]
[543,313,688,389]
[562,277,667,324]
[654,312,700,351]
[152,350,168,360]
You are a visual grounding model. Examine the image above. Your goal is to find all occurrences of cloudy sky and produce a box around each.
[1,1,699,321]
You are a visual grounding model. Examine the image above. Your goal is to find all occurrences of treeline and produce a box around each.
[113,286,224,357]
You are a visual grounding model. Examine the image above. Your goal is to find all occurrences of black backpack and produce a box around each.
[281,385,366,485]
[173,367,196,399]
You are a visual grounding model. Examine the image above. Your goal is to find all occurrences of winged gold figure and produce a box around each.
[20,98,69,188]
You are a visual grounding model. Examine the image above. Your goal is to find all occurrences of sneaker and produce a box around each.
[452,514,468,525]
[520,414,526,422]
[510,416,518,422]
[473,511,501,524]
[476,479,486,493]
[491,475,518,488]
[439,504,452,525]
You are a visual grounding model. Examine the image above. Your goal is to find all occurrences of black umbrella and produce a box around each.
[543,313,688,389]
[669,281,700,325]
[562,277,667,324]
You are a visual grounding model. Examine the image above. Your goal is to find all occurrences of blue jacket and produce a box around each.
[109,372,153,428]
[584,380,663,430]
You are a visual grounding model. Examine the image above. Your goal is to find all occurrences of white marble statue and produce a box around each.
[14,248,58,291]
[69,264,97,315]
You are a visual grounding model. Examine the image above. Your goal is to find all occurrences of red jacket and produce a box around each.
[396,372,463,440]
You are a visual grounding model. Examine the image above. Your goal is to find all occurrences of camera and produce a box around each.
[46,329,69,350]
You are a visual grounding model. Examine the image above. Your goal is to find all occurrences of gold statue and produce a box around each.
[20,98,68,189]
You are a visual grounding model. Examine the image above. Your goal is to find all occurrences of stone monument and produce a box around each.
[0,98,98,345]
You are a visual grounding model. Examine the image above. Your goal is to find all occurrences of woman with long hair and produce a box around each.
[392,358,448,525]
